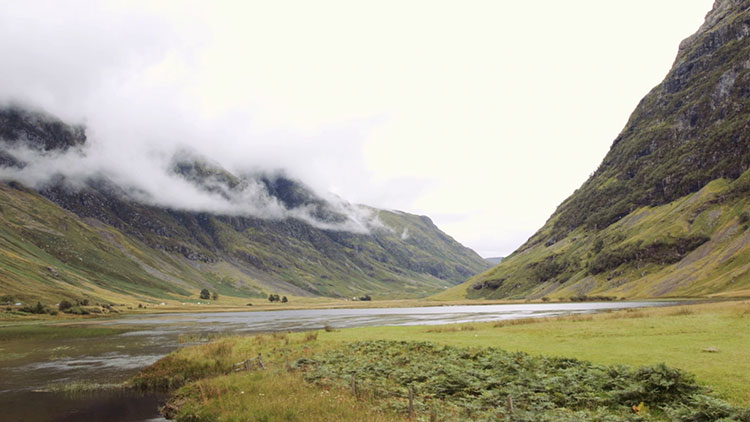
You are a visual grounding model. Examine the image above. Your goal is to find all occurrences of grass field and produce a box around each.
[129,300,750,421]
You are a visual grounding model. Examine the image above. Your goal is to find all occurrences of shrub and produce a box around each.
[58,300,73,311]
[281,296,288,303]
[66,306,90,315]
[297,341,746,421]
[199,289,211,300]
[20,301,54,315]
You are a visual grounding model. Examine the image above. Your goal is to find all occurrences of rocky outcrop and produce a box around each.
[0,106,85,152]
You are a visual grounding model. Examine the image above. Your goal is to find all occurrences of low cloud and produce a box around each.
[0,119,382,234]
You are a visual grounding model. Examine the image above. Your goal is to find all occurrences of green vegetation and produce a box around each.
[452,172,750,301]
[299,341,748,421]
[449,0,750,301]
[0,324,128,342]
[587,236,710,275]
[164,370,402,422]
[19,301,56,315]
[0,178,488,308]
[130,301,750,421]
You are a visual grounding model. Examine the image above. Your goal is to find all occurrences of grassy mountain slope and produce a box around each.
[0,109,489,306]
[443,0,750,300]
[0,179,488,305]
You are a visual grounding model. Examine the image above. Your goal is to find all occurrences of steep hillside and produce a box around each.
[448,0,750,300]
[0,108,488,305]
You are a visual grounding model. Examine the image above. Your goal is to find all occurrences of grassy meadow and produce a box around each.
[129,300,750,421]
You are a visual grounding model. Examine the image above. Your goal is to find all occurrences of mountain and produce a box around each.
[0,106,489,305]
[485,257,504,266]
[444,0,750,301]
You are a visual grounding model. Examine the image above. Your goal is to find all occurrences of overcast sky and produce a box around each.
[0,0,714,257]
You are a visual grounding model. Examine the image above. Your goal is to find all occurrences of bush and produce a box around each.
[58,300,73,311]
[0,294,14,305]
[211,291,218,301]
[199,289,211,300]
[297,341,748,421]
[570,295,617,302]
[20,301,54,315]
[281,296,288,303]
[66,306,90,315]
[268,294,280,302]
[359,295,371,301]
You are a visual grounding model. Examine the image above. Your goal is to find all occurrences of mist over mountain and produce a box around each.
[0,104,384,234]
[0,105,489,303]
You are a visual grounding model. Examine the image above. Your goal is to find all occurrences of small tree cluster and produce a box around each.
[359,294,372,301]
[20,301,57,315]
[268,294,280,302]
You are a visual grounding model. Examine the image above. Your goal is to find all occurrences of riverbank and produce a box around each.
[2,294,704,323]
[132,300,750,421]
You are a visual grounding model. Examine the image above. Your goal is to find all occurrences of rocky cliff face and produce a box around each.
[0,106,85,153]
[449,0,750,300]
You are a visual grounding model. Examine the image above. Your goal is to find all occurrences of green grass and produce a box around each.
[166,371,403,422]
[325,302,750,405]
[0,180,489,307]
[455,172,750,301]
[298,341,747,421]
[129,301,750,421]
[456,0,750,302]
[0,324,128,342]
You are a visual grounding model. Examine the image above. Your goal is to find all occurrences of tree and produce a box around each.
[200,289,211,300]
[359,294,372,301]
[268,294,280,302]
[212,291,219,300]
[281,296,288,303]
[58,300,73,311]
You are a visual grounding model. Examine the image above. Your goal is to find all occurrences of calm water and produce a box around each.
[0,301,676,422]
